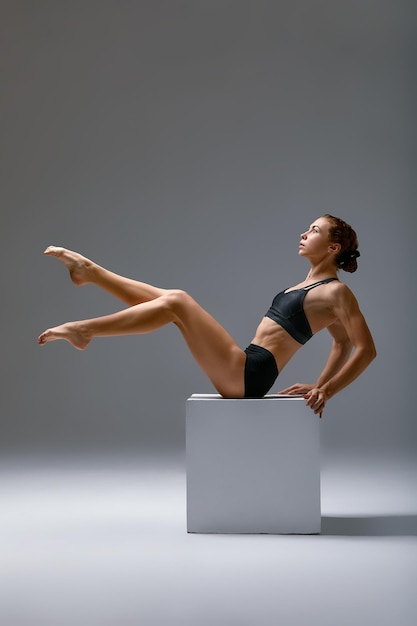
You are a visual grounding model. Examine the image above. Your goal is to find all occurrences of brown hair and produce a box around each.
[323,214,360,273]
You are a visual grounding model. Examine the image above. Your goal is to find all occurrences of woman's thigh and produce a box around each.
[168,290,246,398]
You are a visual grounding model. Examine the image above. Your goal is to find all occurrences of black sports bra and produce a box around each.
[265,278,339,345]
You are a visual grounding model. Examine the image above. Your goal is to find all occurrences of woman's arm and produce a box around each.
[309,285,376,415]
[279,327,351,398]
[280,284,376,416]
[315,321,353,387]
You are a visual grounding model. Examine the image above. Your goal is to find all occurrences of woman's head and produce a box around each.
[322,214,360,273]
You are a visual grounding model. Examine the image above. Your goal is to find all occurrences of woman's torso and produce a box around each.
[251,278,340,372]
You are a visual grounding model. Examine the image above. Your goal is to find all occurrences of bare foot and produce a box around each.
[44,246,94,286]
[38,322,91,350]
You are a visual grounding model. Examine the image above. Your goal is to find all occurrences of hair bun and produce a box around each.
[339,249,360,264]
[338,249,360,272]
[324,215,359,273]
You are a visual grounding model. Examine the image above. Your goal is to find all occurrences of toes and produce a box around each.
[38,329,52,344]
[44,246,62,256]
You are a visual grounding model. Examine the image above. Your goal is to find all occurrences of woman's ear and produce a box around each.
[328,243,341,254]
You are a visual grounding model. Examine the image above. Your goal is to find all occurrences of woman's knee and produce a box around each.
[162,289,194,320]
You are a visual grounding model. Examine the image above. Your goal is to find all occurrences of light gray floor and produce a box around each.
[1,454,416,626]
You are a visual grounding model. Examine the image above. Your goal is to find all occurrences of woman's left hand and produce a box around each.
[303,387,330,418]
[279,383,329,417]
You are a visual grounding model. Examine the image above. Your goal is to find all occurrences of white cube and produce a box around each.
[186,394,321,534]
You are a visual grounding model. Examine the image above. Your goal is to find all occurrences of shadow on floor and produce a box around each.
[321,514,417,536]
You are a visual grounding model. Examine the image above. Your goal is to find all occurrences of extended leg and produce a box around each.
[38,290,246,397]
[44,246,167,305]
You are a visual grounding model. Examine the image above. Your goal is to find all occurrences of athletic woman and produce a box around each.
[38,215,376,417]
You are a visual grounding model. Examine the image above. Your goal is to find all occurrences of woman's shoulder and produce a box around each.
[330,280,359,308]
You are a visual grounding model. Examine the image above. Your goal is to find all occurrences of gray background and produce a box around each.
[1,0,415,464]
[1,3,416,625]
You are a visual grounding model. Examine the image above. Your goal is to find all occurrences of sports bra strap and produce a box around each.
[303,278,338,291]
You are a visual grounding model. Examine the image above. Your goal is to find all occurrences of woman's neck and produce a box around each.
[306,264,338,281]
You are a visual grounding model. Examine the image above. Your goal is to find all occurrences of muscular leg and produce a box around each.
[44,246,167,305]
[38,290,246,398]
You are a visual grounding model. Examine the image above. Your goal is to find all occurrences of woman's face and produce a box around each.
[298,217,337,260]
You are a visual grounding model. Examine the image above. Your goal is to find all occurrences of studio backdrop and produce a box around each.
[1,0,414,464]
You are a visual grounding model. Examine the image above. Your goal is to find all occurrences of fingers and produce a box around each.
[278,383,312,395]
[304,389,326,417]
[279,385,328,417]
[278,385,295,394]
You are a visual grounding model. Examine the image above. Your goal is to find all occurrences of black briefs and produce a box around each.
[244,344,279,398]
